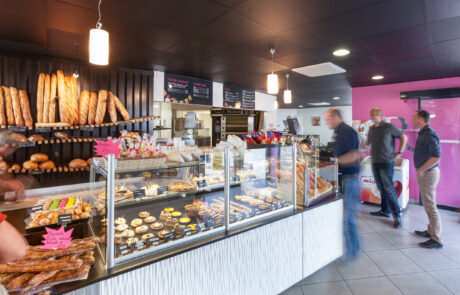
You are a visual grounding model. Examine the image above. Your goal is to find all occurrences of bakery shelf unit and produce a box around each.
[89,145,296,268]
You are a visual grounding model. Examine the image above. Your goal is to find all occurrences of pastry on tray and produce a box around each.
[167,181,198,192]
[135,225,149,234]
[171,211,182,218]
[179,217,191,224]
[130,218,143,227]
[141,233,154,242]
[138,211,150,218]
[151,222,164,231]
[163,207,174,212]
[159,211,171,220]
[157,230,170,239]
[116,224,128,232]
[165,217,179,227]
[144,216,156,223]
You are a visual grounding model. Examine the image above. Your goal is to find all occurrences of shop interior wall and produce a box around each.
[352,76,460,201]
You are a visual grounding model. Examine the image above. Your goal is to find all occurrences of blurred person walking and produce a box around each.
[367,108,407,228]
[325,108,360,259]
[412,110,443,249]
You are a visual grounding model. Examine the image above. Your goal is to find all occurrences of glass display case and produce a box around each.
[296,138,338,207]
[89,145,296,267]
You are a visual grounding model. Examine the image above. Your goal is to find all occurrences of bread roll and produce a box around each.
[30,153,48,162]
[113,94,130,121]
[87,92,97,125]
[28,134,44,142]
[0,160,9,173]
[49,74,57,123]
[86,158,93,167]
[10,87,24,126]
[19,90,33,128]
[95,90,107,124]
[0,87,6,125]
[107,91,117,123]
[39,160,55,169]
[2,86,14,126]
[69,158,88,169]
[11,163,20,172]
[43,74,51,123]
[79,90,90,125]
[37,73,45,123]
[71,76,79,125]
[57,70,68,124]
[23,160,38,170]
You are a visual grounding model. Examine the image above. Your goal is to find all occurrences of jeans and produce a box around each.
[343,176,360,259]
[371,162,401,217]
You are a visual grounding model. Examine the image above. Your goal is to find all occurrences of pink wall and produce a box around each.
[353,77,460,206]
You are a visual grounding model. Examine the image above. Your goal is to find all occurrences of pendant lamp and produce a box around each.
[89,0,109,65]
[267,47,279,94]
[283,73,292,104]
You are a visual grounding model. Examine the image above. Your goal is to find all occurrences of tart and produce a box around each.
[265,196,274,203]
[164,207,175,212]
[171,211,182,218]
[130,218,143,227]
[126,237,138,247]
[144,216,156,223]
[179,217,191,224]
[135,225,149,234]
[114,217,126,225]
[151,222,164,231]
[174,224,185,235]
[165,217,179,227]
[157,230,170,239]
[138,211,150,218]
[159,211,171,220]
[121,229,135,238]
[115,237,123,245]
[187,224,197,231]
[116,224,129,232]
[141,233,154,242]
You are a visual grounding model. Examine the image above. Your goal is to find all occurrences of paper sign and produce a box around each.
[94,139,120,156]
[41,226,73,249]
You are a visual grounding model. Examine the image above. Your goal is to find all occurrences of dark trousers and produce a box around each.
[343,175,360,259]
[371,162,401,217]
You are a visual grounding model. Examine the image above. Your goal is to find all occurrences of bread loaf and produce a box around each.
[10,133,28,142]
[11,163,20,171]
[113,94,130,121]
[23,161,38,170]
[87,92,97,125]
[0,87,6,125]
[9,87,24,126]
[28,134,44,142]
[2,86,14,125]
[39,160,55,169]
[107,91,117,123]
[95,90,107,124]
[30,153,48,162]
[43,74,51,123]
[79,90,90,125]
[69,159,88,169]
[19,90,33,128]
[71,76,79,125]
[37,73,45,123]
[49,73,57,123]
[57,70,68,124]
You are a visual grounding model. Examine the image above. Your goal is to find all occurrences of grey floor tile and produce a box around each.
[389,272,452,295]
[279,285,304,295]
[361,232,395,252]
[300,263,343,285]
[336,252,384,280]
[379,230,426,249]
[439,240,460,265]
[300,281,352,295]
[367,249,423,275]
[346,276,402,295]
[401,247,458,271]
[357,221,376,234]
[430,268,460,295]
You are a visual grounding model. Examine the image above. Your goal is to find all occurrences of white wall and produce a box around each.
[255,91,276,111]
[276,109,298,131]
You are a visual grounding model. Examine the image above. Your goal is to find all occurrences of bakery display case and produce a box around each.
[296,138,338,207]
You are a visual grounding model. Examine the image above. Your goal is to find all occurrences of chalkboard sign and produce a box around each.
[223,84,255,110]
[116,244,130,256]
[146,236,160,247]
[157,186,168,195]
[58,214,72,225]
[164,73,212,106]
[27,205,43,215]
[21,141,36,147]
[133,189,146,199]
[8,126,26,132]
[35,127,51,133]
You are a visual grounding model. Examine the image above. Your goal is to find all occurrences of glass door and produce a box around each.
[420,98,460,208]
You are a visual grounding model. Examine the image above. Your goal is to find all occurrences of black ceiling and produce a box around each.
[1,0,460,108]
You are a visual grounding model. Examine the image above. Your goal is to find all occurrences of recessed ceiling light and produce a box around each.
[298,105,303,108]
[333,49,350,56]
[430,114,436,118]
[292,62,346,77]
[308,102,331,106]
[333,96,340,100]
[372,75,384,80]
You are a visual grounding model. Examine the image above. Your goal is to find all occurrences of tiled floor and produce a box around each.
[281,203,460,295]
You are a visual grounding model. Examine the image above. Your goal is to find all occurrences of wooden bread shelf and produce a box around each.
[34,116,160,131]
[33,138,104,145]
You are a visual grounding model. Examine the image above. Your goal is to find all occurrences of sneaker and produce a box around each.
[370,210,390,217]
[415,230,431,238]
[393,215,401,228]
[419,239,443,249]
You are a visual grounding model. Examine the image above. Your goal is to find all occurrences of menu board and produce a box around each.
[164,73,212,106]
[223,84,255,109]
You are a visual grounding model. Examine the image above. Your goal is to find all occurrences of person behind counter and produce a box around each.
[325,108,360,260]
[0,130,26,201]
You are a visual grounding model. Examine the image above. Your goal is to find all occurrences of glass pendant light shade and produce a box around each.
[267,73,279,94]
[90,28,109,65]
[284,89,292,104]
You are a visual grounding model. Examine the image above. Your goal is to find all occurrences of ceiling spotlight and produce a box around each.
[298,105,303,108]
[372,75,384,80]
[333,48,350,56]
[89,0,109,65]
[283,73,292,104]
[267,47,279,94]
[333,96,340,100]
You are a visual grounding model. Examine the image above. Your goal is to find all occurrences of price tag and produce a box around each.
[234,212,243,221]
[199,154,205,163]
[35,127,51,133]
[134,240,145,251]
[197,223,206,231]
[94,139,120,157]
[163,232,175,242]
[116,244,130,256]
[8,126,26,132]
[41,226,73,249]
[30,169,45,175]
[181,227,192,236]
[57,214,72,225]
[270,204,277,211]
[205,219,216,228]
[197,179,207,188]
[27,205,43,215]
[253,208,261,215]
[280,200,286,208]
[80,126,94,132]
[232,176,240,182]
[133,189,146,199]
[21,141,36,147]
[243,212,251,218]
[157,186,168,195]
[146,236,160,247]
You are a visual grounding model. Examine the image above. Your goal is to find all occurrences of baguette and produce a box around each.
[43,74,50,123]
[107,91,117,123]
[79,90,90,125]
[95,90,107,124]
[57,70,68,124]
[2,86,14,125]
[0,87,6,125]
[5,273,34,291]
[42,264,90,285]
[19,242,95,260]
[87,92,97,125]
[19,90,33,127]
[113,93,130,121]
[36,73,44,123]
[35,122,70,127]
[71,76,79,125]
[49,73,57,123]
[65,76,74,125]
[10,87,24,126]
[27,270,59,287]
[0,257,83,273]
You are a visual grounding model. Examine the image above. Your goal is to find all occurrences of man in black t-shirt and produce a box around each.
[325,108,360,259]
